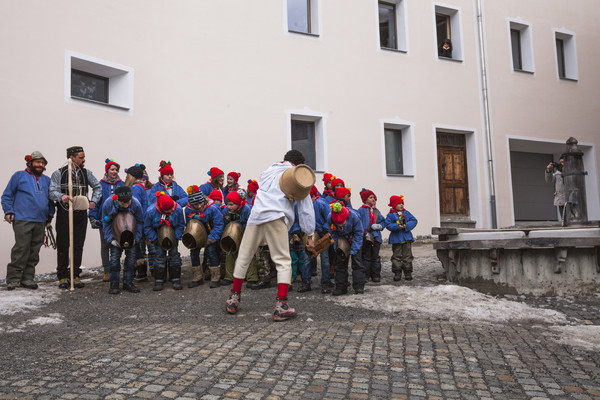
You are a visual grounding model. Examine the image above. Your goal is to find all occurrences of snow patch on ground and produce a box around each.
[0,285,61,315]
[546,325,600,352]
[330,284,569,324]
[28,313,64,326]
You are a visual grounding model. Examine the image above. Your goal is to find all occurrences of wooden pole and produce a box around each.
[68,159,75,292]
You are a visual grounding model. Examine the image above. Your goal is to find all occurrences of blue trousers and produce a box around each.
[109,244,136,284]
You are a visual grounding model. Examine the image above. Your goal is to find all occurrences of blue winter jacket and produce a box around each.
[2,170,55,223]
[385,209,418,244]
[184,202,225,242]
[199,182,223,197]
[143,204,185,243]
[314,197,330,234]
[130,183,149,211]
[357,206,385,244]
[222,203,251,229]
[89,179,124,221]
[326,210,364,255]
[101,197,144,243]
[148,180,188,208]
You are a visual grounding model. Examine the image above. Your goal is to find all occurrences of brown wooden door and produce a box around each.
[437,133,469,216]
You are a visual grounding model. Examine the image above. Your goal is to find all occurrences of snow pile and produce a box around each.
[330,284,569,324]
[0,285,61,315]
[28,313,64,326]
[547,325,600,352]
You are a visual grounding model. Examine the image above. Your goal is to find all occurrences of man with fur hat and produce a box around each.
[184,186,224,288]
[144,191,185,291]
[385,195,418,281]
[89,158,124,282]
[49,146,102,289]
[2,151,55,290]
[225,150,315,321]
[148,161,188,208]
[101,186,144,294]
[326,202,365,295]
[200,167,225,197]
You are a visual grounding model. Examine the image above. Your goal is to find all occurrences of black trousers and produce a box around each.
[56,207,88,279]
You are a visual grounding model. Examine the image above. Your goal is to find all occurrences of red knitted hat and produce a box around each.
[226,190,246,206]
[247,179,259,193]
[104,158,120,173]
[208,189,224,202]
[155,191,176,213]
[360,188,376,203]
[334,187,350,199]
[331,202,350,225]
[310,185,320,198]
[388,195,405,209]
[331,178,345,188]
[158,160,174,176]
[208,167,224,179]
[227,171,241,182]
[322,173,334,184]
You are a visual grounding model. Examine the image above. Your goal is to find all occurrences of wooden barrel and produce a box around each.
[112,211,136,249]
[279,164,316,201]
[182,219,208,249]
[220,221,243,253]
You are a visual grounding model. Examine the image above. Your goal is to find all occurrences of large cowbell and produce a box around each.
[157,225,176,250]
[220,221,243,253]
[182,219,208,249]
[112,212,136,249]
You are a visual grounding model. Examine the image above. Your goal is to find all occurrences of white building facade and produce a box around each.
[1,0,599,276]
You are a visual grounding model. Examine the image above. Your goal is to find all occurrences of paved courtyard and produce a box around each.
[0,244,599,399]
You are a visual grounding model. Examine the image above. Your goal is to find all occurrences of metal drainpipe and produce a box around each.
[476,0,497,228]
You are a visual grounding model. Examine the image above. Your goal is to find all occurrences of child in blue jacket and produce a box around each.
[144,191,185,291]
[385,195,418,281]
[221,190,252,286]
[357,189,385,282]
[147,161,188,208]
[184,186,224,289]
[327,202,365,295]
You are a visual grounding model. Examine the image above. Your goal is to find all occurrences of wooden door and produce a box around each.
[437,133,469,216]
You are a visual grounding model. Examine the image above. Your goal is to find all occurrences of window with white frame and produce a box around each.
[555,30,578,80]
[289,113,325,171]
[435,5,462,60]
[378,0,407,52]
[509,21,534,72]
[65,51,134,112]
[287,0,319,36]
[383,122,414,176]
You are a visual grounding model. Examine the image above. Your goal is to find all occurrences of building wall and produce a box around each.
[0,0,598,277]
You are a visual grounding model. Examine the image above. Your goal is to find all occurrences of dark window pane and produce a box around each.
[379,2,396,49]
[436,13,450,49]
[556,38,566,78]
[385,128,403,175]
[71,69,108,103]
[292,120,316,170]
[511,29,522,70]
[288,0,310,33]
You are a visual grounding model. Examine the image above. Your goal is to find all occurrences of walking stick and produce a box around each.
[68,159,75,292]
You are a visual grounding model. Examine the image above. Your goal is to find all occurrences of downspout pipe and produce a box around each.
[476,0,497,228]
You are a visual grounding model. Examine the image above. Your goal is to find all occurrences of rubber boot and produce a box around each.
[170,265,183,290]
[209,266,220,288]
[188,266,204,288]
[153,267,166,291]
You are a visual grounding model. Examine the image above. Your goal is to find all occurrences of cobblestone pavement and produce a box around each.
[1,244,599,399]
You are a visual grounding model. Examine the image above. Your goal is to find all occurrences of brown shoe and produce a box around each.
[103,272,110,282]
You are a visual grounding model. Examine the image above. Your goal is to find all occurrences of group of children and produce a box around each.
[93,159,418,296]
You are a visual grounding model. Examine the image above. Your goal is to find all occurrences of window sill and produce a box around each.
[559,77,578,82]
[71,96,130,111]
[380,47,407,54]
[513,69,534,75]
[438,56,463,63]
[386,174,414,178]
[288,30,320,38]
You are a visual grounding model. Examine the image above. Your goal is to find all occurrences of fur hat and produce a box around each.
[388,195,405,209]
[158,160,174,176]
[104,158,120,173]
[360,188,376,203]
[187,185,206,205]
[155,191,176,213]
[331,202,350,225]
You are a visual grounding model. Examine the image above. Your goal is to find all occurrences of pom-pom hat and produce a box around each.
[330,202,350,225]
[158,160,174,176]
[104,158,120,173]
[322,173,334,184]
[156,191,176,213]
[187,185,206,205]
[227,171,241,182]
[209,189,224,202]
[360,188,376,203]
[334,187,350,199]
[388,195,405,209]
[225,190,246,206]
[331,178,345,188]
[208,167,224,179]
[247,179,259,193]
[125,164,146,180]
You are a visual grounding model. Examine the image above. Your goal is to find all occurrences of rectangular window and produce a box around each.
[287,0,319,36]
[71,69,108,103]
[379,2,396,49]
[435,5,462,60]
[291,120,316,170]
[554,30,578,80]
[510,29,522,70]
[385,128,404,175]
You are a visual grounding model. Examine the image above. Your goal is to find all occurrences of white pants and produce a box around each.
[233,218,292,284]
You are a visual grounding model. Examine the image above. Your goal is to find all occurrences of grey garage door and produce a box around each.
[510,151,556,221]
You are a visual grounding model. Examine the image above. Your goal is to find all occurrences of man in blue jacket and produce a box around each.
[2,151,55,290]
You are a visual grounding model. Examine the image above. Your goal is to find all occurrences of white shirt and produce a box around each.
[248,161,315,236]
